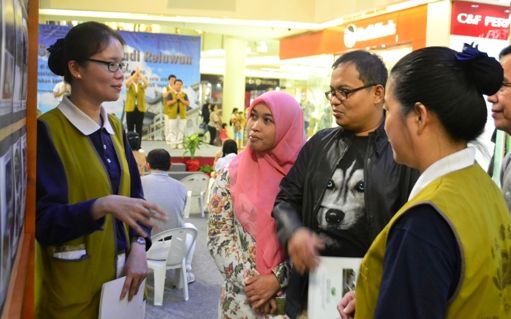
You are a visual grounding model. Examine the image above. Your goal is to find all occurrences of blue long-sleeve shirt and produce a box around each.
[374,204,461,318]
[36,102,148,252]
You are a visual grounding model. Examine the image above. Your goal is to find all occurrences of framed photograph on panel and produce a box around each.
[12,0,23,113]
[0,147,4,313]
[0,0,3,112]
[4,148,14,266]
[19,18,28,111]
[19,134,26,235]
[12,137,22,251]
[0,146,13,310]
[0,0,15,115]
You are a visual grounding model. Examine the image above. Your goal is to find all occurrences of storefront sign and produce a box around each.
[451,1,510,40]
[246,77,279,88]
[343,20,397,48]
[280,5,427,59]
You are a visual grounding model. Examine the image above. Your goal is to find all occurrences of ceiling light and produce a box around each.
[39,9,319,30]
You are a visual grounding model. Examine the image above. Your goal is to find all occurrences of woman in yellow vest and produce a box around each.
[339,45,511,318]
[124,67,148,139]
[37,22,165,318]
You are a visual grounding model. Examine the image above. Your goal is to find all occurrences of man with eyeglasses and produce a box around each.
[272,50,418,318]
[488,45,511,212]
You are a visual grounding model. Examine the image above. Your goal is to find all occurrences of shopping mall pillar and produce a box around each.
[222,37,246,127]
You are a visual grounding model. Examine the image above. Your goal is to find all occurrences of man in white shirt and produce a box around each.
[141,148,197,283]
[488,45,511,212]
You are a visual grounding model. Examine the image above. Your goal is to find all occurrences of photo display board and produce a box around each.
[0,0,28,313]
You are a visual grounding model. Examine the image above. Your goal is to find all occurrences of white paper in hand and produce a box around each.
[99,276,146,319]
[308,257,362,319]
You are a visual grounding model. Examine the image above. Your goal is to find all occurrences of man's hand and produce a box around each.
[338,290,356,319]
[287,228,324,274]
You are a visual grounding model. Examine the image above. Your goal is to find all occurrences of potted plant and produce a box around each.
[183,134,203,171]
[199,164,214,177]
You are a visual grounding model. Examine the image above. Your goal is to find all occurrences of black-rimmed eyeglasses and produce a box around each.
[325,83,377,100]
[87,59,128,73]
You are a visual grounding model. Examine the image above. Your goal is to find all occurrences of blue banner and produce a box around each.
[37,24,201,117]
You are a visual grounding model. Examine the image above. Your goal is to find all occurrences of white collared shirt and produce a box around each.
[57,96,114,136]
[408,148,476,200]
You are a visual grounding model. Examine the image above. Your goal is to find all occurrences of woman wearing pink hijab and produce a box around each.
[208,91,305,318]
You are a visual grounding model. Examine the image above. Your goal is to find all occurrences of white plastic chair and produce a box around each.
[183,190,193,219]
[180,173,210,218]
[146,226,198,305]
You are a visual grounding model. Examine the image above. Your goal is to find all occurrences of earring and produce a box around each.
[76,74,82,79]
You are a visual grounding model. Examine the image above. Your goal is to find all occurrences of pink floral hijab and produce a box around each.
[228,91,305,275]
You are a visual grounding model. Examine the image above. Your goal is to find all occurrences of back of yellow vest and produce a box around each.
[356,164,511,318]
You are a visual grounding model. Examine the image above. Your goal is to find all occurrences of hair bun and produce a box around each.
[455,43,503,96]
[47,38,67,76]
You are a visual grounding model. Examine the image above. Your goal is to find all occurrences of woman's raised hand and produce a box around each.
[92,195,167,238]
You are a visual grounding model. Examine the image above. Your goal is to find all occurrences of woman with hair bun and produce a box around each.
[37,22,165,318]
[339,44,511,319]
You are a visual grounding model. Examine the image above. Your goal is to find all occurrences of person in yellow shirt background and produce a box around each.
[161,74,176,99]
[124,67,148,139]
[232,109,246,148]
[164,78,189,148]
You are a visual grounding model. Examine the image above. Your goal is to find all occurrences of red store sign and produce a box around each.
[451,1,510,40]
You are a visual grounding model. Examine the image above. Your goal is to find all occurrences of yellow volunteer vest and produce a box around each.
[355,164,511,319]
[36,109,131,319]
[124,82,147,112]
[163,91,187,119]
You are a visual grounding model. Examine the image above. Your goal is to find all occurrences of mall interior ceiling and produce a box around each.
[39,0,510,81]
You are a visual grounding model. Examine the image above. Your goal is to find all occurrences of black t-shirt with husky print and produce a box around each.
[316,136,371,257]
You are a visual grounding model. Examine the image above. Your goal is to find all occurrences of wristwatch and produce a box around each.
[134,236,146,245]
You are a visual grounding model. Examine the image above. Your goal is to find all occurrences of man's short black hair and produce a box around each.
[332,50,388,87]
[500,46,511,59]
[147,148,171,171]
[168,74,176,80]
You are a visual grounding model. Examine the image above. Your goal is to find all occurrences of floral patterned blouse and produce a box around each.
[208,169,289,319]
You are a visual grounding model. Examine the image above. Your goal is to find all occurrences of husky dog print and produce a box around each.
[317,161,365,230]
